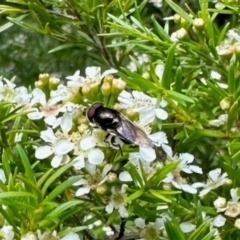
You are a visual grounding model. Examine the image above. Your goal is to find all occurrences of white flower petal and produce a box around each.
[162,144,173,157]
[44,115,58,126]
[155,63,164,80]
[181,184,197,194]
[73,156,85,170]
[119,171,133,182]
[80,136,96,150]
[40,128,56,143]
[139,107,155,125]
[199,188,210,197]
[180,222,196,233]
[189,165,203,174]
[179,153,194,164]
[212,215,226,227]
[0,169,6,183]
[73,179,87,186]
[76,186,91,196]
[139,147,156,162]
[102,164,112,177]
[105,202,114,214]
[51,155,63,168]
[35,146,53,159]
[134,218,146,229]
[101,69,118,79]
[88,149,104,165]
[27,110,44,120]
[209,168,221,181]
[61,232,80,240]
[55,140,74,155]
[119,205,129,218]
[155,108,168,120]
[31,88,46,106]
[61,112,72,134]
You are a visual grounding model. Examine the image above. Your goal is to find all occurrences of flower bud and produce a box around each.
[163,183,172,191]
[125,108,138,121]
[171,28,189,42]
[180,17,188,28]
[216,45,235,59]
[101,82,111,97]
[235,218,240,229]
[213,197,227,209]
[82,84,94,100]
[49,77,60,90]
[35,80,44,89]
[174,14,181,24]
[39,73,49,86]
[103,74,114,85]
[78,124,89,133]
[96,184,108,194]
[107,172,117,183]
[193,18,204,30]
[220,98,231,110]
[111,78,126,96]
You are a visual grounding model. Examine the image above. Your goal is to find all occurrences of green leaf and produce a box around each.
[165,90,195,103]
[228,54,236,95]
[195,129,225,138]
[43,176,82,202]
[16,144,36,184]
[162,44,176,89]
[148,189,173,203]
[126,188,144,202]
[226,101,238,134]
[41,162,74,197]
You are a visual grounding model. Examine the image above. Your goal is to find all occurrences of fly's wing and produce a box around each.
[107,115,153,148]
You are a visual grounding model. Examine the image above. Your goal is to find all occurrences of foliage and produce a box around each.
[1,0,240,239]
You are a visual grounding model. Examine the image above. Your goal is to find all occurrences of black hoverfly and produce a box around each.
[86,102,153,148]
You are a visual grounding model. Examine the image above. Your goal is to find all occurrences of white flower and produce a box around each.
[49,84,75,105]
[149,131,173,157]
[74,163,112,196]
[14,86,32,104]
[0,225,14,240]
[36,230,58,240]
[102,226,114,236]
[209,114,228,127]
[66,67,117,88]
[134,217,164,239]
[105,184,129,218]
[79,135,104,165]
[118,90,168,125]
[137,54,150,64]
[176,153,202,174]
[199,168,228,197]
[35,127,74,168]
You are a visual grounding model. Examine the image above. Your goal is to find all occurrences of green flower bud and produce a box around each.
[103,74,114,85]
[39,73,49,86]
[78,123,89,133]
[35,80,44,89]
[216,45,235,59]
[111,78,126,96]
[220,98,231,110]
[193,18,204,30]
[174,14,181,24]
[125,108,138,121]
[82,84,94,101]
[235,219,240,230]
[96,184,108,194]
[107,172,117,183]
[101,82,111,97]
[49,77,60,90]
